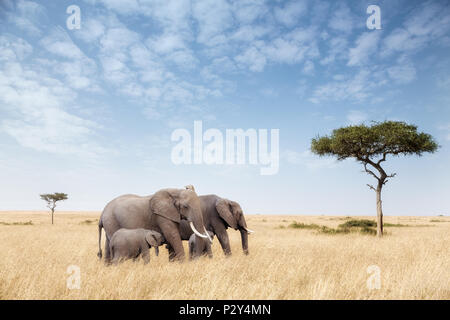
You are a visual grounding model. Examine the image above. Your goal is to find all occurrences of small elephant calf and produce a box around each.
[109,228,164,264]
[189,231,215,259]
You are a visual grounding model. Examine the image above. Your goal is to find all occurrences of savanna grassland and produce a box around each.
[0,211,449,300]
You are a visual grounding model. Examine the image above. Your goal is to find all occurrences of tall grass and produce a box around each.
[0,211,449,299]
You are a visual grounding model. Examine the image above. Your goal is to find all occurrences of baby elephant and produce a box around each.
[189,231,215,259]
[109,228,164,264]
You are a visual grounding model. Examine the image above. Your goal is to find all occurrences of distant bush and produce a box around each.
[319,226,351,234]
[288,219,378,236]
[339,219,376,228]
[0,220,33,226]
[359,227,377,235]
[80,219,98,225]
[383,222,408,227]
[288,222,321,230]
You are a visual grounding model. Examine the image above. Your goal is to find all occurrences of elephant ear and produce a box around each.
[216,199,238,229]
[230,201,242,221]
[149,190,181,223]
[145,232,158,247]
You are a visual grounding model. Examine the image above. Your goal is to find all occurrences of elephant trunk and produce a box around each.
[240,228,249,255]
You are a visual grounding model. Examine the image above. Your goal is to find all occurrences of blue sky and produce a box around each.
[0,0,449,216]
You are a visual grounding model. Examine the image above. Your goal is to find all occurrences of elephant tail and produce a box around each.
[97,219,103,259]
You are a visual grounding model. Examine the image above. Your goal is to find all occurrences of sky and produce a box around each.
[0,0,449,216]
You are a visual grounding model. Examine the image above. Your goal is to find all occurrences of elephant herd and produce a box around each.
[97,185,253,264]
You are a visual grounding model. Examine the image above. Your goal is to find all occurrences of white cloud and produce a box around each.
[381,2,450,57]
[404,2,450,39]
[148,33,186,55]
[231,0,269,25]
[39,28,99,91]
[310,69,377,103]
[283,150,338,170]
[139,0,193,34]
[0,35,33,61]
[328,3,354,34]
[74,18,105,43]
[146,32,197,69]
[264,38,305,64]
[192,0,233,46]
[347,32,381,66]
[0,35,107,160]
[95,0,140,15]
[436,74,450,91]
[347,110,368,125]
[230,25,270,42]
[387,59,416,84]
[260,88,278,98]
[235,46,267,72]
[320,36,348,65]
[303,60,315,75]
[100,26,140,53]
[234,26,319,72]
[381,28,424,57]
[437,124,450,141]
[274,1,308,28]
[40,28,87,60]
[6,0,46,36]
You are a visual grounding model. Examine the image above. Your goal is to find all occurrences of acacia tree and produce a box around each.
[311,121,438,237]
[40,193,68,225]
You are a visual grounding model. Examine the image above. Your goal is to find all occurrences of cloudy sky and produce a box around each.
[1,0,449,216]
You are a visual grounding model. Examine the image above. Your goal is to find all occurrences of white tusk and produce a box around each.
[190,221,208,239]
[244,227,254,234]
[204,226,213,243]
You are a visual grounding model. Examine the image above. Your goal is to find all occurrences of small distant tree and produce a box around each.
[311,121,438,237]
[40,193,68,225]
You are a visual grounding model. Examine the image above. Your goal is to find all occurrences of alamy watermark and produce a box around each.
[366,5,381,30]
[366,265,381,290]
[66,265,81,290]
[66,5,81,30]
[171,121,279,175]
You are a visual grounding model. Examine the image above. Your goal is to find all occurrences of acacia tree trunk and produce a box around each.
[51,208,54,225]
[376,181,383,237]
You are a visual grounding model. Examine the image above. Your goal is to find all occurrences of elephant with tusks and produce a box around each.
[180,194,254,258]
[98,186,212,262]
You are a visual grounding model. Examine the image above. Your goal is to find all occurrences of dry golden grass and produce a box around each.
[0,211,449,299]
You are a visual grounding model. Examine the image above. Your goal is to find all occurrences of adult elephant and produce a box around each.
[180,194,253,257]
[97,187,211,262]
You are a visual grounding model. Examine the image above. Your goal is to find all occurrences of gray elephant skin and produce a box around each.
[180,194,253,257]
[110,228,164,264]
[98,187,211,262]
[189,231,215,259]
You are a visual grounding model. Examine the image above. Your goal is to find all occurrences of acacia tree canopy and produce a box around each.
[311,121,438,237]
[311,121,438,163]
[40,193,68,206]
[40,192,68,225]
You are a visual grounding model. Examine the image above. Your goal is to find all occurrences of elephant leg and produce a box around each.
[110,246,119,265]
[215,225,232,256]
[141,246,150,264]
[166,244,177,261]
[156,216,185,261]
[189,241,194,260]
[206,242,213,258]
[104,237,112,264]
